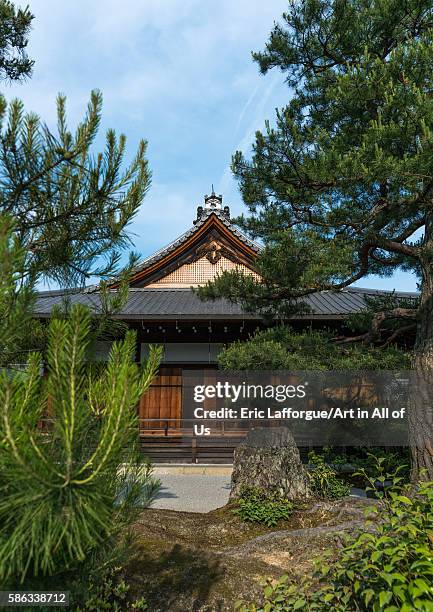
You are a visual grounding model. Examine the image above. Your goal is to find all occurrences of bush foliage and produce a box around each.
[233,487,293,528]
[218,326,410,372]
[308,451,351,500]
[77,565,148,611]
[239,460,433,611]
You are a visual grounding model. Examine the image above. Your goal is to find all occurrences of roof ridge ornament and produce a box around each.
[194,188,230,223]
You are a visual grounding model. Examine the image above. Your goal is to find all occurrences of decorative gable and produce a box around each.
[146,254,259,287]
[110,191,261,289]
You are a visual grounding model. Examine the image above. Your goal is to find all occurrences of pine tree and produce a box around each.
[0,303,162,584]
[0,211,135,367]
[0,0,33,82]
[199,0,433,480]
[0,4,147,288]
[0,90,151,287]
[0,214,40,366]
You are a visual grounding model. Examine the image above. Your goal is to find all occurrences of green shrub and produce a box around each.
[233,487,293,527]
[218,325,410,371]
[239,460,433,611]
[308,451,351,499]
[78,565,147,611]
[314,446,348,467]
[358,448,411,482]
[313,447,410,473]
[310,447,411,487]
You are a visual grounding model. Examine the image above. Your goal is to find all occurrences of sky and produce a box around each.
[4,0,418,292]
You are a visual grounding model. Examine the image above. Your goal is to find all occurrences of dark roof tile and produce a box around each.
[33,287,419,321]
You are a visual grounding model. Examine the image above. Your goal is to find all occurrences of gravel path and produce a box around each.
[150,471,365,514]
[152,474,232,513]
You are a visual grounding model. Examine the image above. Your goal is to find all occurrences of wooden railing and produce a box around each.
[137,418,318,463]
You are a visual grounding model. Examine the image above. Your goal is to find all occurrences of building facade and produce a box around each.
[34,192,418,462]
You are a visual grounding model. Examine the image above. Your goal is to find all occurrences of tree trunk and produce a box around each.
[411,216,433,481]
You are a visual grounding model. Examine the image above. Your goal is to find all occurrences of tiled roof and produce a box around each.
[129,209,261,274]
[34,286,419,321]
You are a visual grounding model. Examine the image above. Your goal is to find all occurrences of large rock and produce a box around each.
[230,427,312,500]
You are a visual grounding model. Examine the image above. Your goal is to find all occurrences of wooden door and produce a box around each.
[138,367,182,435]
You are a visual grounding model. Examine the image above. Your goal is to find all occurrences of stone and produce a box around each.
[230,427,312,500]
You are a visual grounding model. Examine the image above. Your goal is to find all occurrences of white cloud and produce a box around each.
[219,70,285,203]
[10,0,290,272]
[8,0,287,110]
[20,1,417,293]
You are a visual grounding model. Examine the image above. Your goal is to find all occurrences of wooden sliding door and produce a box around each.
[138,367,182,435]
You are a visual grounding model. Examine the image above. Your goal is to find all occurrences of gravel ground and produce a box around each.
[152,474,232,513]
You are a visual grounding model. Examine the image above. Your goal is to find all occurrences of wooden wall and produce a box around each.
[138,366,182,434]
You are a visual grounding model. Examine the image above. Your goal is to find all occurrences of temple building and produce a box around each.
[34,191,418,462]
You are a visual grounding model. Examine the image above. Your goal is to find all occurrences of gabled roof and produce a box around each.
[133,207,261,274]
[117,200,261,288]
[34,286,419,321]
[33,191,419,321]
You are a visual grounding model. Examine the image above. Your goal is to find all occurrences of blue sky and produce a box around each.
[5,0,418,292]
